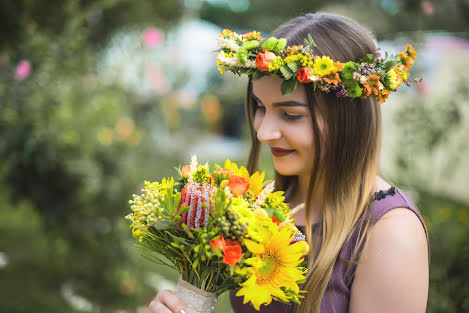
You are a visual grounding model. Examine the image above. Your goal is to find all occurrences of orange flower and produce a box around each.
[405,44,417,60]
[222,240,244,267]
[210,236,226,250]
[228,175,250,196]
[361,82,372,98]
[216,168,233,177]
[297,67,317,83]
[368,74,381,95]
[243,31,261,40]
[181,165,191,178]
[286,45,304,54]
[324,72,341,85]
[376,89,390,103]
[256,50,276,71]
[330,61,344,74]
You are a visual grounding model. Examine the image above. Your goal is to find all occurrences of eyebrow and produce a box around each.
[251,93,308,107]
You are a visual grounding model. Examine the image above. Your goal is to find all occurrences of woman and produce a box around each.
[150,12,430,313]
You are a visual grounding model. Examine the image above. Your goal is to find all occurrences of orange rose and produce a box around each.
[216,168,233,177]
[228,175,250,196]
[255,50,276,71]
[209,236,226,250]
[222,242,244,267]
[297,67,318,83]
[181,165,191,178]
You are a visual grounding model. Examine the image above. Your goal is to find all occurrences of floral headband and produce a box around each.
[216,29,419,103]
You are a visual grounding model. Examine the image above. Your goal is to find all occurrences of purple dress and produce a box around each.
[230,187,430,313]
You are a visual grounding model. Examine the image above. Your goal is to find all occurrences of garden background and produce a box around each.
[0,0,468,312]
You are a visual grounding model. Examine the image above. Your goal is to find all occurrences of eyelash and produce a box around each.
[255,104,303,121]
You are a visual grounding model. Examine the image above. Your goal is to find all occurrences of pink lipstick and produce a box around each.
[270,147,295,157]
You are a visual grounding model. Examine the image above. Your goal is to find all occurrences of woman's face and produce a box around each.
[252,76,315,176]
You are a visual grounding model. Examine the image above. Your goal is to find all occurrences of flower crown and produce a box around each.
[216,29,419,103]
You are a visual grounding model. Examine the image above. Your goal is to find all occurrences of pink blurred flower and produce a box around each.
[142,28,164,47]
[417,80,430,97]
[15,60,31,81]
[421,1,434,16]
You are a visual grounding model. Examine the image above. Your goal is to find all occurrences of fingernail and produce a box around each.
[180,309,187,313]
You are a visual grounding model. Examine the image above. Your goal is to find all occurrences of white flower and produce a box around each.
[216,37,240,52]
[217,52,257,69]
[254,181,275,207]
[188,155,198,182]
[359,75,367,84]
[310,75,320,82]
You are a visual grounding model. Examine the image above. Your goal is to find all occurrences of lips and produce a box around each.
[270,147,295,157]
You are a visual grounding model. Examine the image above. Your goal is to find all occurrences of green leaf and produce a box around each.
[251,71,264,82]
[153,220,177,230]
[287,62,299,73]
[303,33,317,50]
[281,79,299,96]
[359,53,375,64]
[279,65,293,80]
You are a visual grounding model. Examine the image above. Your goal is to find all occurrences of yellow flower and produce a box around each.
[224,159,250,180]
[248,171,270,197]
[236,225,308,310]
[268,57,285,72]
[387,67,398,90]
[230,197,254,225]
[313,56,334,76]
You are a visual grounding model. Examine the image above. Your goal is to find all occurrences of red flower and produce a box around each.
[222,241,244,267]
[181,165,191,178]
[228,175,250,196]
[271,215,281,226]
[255,50,276,71]
[297,67,315,83]
[209,236,226,250]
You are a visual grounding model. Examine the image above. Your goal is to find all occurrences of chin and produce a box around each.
[272,159,302,177]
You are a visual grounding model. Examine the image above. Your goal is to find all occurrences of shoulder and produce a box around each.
[349,207,429,313]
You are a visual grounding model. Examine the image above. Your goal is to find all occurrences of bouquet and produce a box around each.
[126,156,309,312]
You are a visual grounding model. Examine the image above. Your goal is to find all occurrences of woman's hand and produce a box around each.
[149,290,187,313]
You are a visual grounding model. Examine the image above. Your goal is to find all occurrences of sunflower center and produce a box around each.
[257,249,280,283]
[320,63,328,70]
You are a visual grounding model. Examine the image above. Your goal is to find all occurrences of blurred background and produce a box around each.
[0,0,468,312]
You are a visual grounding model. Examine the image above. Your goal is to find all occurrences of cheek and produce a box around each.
[253,111,263,132]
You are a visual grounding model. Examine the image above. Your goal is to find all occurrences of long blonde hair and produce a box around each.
[245,13,382,313]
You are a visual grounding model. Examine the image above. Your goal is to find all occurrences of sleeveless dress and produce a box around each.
[229,187,430,313]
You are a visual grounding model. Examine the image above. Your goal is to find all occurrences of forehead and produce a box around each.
[252,75,308,104]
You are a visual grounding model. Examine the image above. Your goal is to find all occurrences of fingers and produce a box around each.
[149,301,173,313]
[150,290,187,313]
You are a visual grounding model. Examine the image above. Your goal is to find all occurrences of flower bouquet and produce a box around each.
[126,156,309,312]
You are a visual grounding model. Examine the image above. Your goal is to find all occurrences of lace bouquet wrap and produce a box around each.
[126,156,309,312]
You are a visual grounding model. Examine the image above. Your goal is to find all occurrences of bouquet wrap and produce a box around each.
[175,277,217,313]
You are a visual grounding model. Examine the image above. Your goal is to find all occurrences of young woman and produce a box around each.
[149,12,430,313]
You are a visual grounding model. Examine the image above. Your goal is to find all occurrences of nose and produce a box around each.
[256,113,281,143]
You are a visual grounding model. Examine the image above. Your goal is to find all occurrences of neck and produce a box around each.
[292,172,325,226]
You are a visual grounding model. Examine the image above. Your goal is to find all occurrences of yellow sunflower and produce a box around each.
[236,224,309,310]
[313,56,334,76]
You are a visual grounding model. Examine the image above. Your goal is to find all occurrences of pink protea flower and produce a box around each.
[142,28,164,47]
[15,60,31,81]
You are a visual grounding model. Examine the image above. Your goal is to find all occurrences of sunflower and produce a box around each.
[236,223,309,310]
[313,56,334,76]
